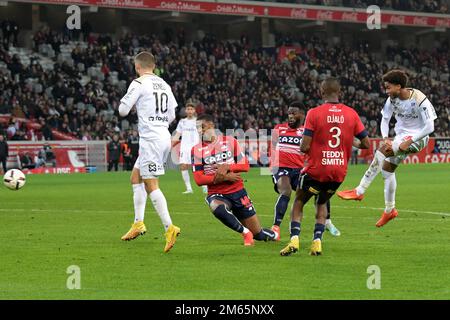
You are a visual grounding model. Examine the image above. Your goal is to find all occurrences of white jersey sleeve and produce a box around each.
[175,119,184,134]
[120,80,142,109]
[418,98,437,122]
[381,98,393,120]
[380,98,393,138]
[410,98,437,142]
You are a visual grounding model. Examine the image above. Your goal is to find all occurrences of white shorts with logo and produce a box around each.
[179,143,194,165]
[386,134,429,165]
[134,134,171,179]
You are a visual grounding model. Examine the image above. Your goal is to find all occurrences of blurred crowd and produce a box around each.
[255,0,450,13]
[0,22,449,146]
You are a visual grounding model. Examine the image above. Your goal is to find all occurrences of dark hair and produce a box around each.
[320,77,341,96]
[197,114,214,124]
[382,70,408,88]
[289,101,305,111]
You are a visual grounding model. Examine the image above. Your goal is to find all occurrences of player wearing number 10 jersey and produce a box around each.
[280,78,370,256]
[118,51,180,253]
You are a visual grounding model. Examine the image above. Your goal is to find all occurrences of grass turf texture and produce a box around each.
[1,163,449,299]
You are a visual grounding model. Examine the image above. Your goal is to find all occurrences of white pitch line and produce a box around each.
[0,206,449,217]
[332,205,450,217]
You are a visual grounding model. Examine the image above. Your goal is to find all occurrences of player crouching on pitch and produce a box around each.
[191,114,279,246]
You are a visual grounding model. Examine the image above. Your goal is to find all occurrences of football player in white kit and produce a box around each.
[118,51,180,253]
[172,102,207,194]
[337,70,437,227]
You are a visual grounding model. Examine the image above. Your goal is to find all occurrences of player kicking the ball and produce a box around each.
[118,51,180,253]
[271,101,341,239]
[280,78,369,256]
[192,114,279,246]
[337,70,436,227]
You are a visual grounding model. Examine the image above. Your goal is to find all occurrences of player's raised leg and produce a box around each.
[337,142,394,201]
[121,164,147,241]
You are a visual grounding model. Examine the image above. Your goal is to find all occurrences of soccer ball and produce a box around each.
[3,169,26,190]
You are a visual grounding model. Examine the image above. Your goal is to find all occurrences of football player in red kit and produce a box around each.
[192,114,278,246]
[271,101,341,240]
[280,78,370,256]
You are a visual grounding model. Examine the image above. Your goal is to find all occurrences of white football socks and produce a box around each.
[132,183,147,222]
[382,169,396,213]
[181,170,192,192]
[150,189,172,231]
[356,150,386,195]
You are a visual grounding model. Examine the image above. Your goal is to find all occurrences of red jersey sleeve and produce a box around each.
[303,109,316,137]
[230,138,249,173]
[191,145,215,186]
[353,112,368,140]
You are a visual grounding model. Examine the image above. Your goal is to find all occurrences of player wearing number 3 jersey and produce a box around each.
[118,51,180,253]
[280,78,370,257]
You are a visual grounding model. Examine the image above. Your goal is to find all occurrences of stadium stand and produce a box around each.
[0,20,449,145]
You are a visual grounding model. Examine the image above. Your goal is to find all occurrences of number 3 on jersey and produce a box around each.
[328,126,341,148]
[153,92,168,114]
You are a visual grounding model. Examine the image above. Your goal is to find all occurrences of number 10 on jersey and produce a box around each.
[153,92,168,113]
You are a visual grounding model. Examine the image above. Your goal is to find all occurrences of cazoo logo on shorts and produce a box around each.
[204,151,233,165]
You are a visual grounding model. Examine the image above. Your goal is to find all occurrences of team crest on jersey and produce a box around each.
[328,105,342,113]
[296,128,304,136]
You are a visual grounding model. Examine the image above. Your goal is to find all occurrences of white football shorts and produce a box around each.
[179,144,194,165]
[134,134,171,179]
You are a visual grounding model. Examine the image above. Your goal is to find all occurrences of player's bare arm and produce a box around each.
[353,136,370,149]
[300,135,312,153]
[171,131,181,147]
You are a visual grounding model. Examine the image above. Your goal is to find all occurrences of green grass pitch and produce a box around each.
[1,163,449,299]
